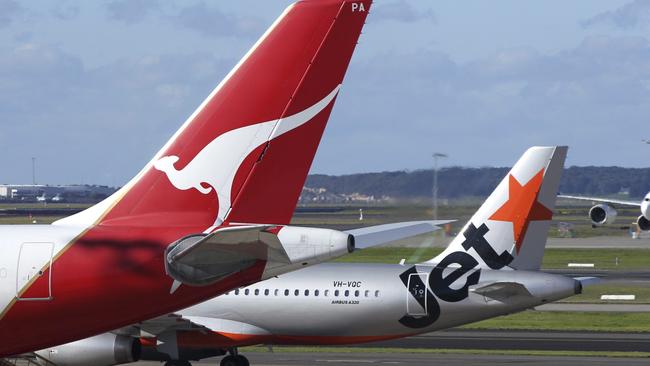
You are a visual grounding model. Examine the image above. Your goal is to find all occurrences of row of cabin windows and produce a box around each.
[227,288,381,298]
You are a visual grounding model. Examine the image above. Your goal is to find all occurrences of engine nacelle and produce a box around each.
[35,333,141,366]
[638,215,650,232]
[277,226,355,263]
[261,226,355,279]
[589,204,617,226]
[642,193,649,221]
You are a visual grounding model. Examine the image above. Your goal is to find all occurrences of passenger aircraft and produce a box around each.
[0,0,378,356]
[38,146,592,366]
[559,192,650,231]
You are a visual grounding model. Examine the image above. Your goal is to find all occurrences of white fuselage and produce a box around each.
[180,262,578,343]
[0,225,82,314]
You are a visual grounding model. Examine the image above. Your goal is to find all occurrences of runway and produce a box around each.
[133,352,650,366]
[546,237,650,249]
[356,329,650,352]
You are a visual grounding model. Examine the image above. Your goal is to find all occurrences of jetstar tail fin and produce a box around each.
[428,146,568,270]
[56,0,372,229]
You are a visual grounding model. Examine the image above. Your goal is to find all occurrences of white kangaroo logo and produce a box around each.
[154,85,341,225]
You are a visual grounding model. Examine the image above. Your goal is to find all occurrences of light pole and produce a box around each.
[32,157,36,185]
[432,153,448,221]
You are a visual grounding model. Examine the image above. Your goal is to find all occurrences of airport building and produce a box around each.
[0,184,116,203]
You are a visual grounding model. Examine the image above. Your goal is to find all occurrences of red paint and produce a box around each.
[0,0,370,357]
[146,330,412,350]
[489,169,553,253]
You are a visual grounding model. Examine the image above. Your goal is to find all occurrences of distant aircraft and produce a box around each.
[642,139,650,144]
[37,146,591,366]
[559,192,650,231]
[0,0,376,357]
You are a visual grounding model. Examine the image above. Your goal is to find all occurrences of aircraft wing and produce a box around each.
[345,220,454,249]
[558,194,641,207]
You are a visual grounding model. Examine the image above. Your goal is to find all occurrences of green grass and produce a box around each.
[464,310,650,332]
[563,284,650,304]
[335,247,444,264]
[0,215,64,225]
[335,247,650,270]
[542,249,650,270]
[240,345,650,358]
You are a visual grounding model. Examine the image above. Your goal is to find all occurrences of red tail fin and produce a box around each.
[57,0,371,228]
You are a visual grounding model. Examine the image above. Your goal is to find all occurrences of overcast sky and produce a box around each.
[1,0,649,185]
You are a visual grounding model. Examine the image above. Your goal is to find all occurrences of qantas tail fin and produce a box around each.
[56,0,371,229]
[429,146,568,270]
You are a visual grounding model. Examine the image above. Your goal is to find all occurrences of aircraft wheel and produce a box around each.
[220,355,238,366]
[235,355,250,366]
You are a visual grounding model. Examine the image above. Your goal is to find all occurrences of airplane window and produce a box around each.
[254,289,259,296]
[264,289,270,296]
[235,289,240,295]
[354,290,359,297]
[274,289,279,296]
[244,289,250,296]
[334,290,340,297]
[284,289,289,296]
[324,290,329,297]
[294,289,300,296]
[344,290,350,297]
[304,290,309,296]
[315,290,320,297]
[364,290,369,297]
[375,290,380,297]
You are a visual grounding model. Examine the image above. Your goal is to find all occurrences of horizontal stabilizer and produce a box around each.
[471,281,532,301]
[166,225,353,286]
[346,220,453,249]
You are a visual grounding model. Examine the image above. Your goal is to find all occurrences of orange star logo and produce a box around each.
[489,169,553,254]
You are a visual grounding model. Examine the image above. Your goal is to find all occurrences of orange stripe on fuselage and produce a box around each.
[144,330,416,350]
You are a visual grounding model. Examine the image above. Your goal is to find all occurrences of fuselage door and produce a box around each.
[16,242,54,301]
[406,272,429,316]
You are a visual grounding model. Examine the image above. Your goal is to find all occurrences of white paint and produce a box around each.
[601,295,635,300]
[0,225,85,315]
[16,242,54,300]
[351,3,366,12]
[429,146,566,271]
[154,86,340,225]
[567,263,595,268]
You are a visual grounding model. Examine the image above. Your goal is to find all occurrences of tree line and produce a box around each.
[306,166,650,199]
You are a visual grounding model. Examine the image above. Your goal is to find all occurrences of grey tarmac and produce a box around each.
[358,329,650,352]
[535,303,650,312]
[131,352,650,366]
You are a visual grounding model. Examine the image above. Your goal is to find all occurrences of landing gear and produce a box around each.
[164,361,192,366]
[220,348,249,366]
[220,355,249,366]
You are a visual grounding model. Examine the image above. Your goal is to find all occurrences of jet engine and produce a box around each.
[35,333,141,366]
[638,215,650,232]
[589,204,617,226]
